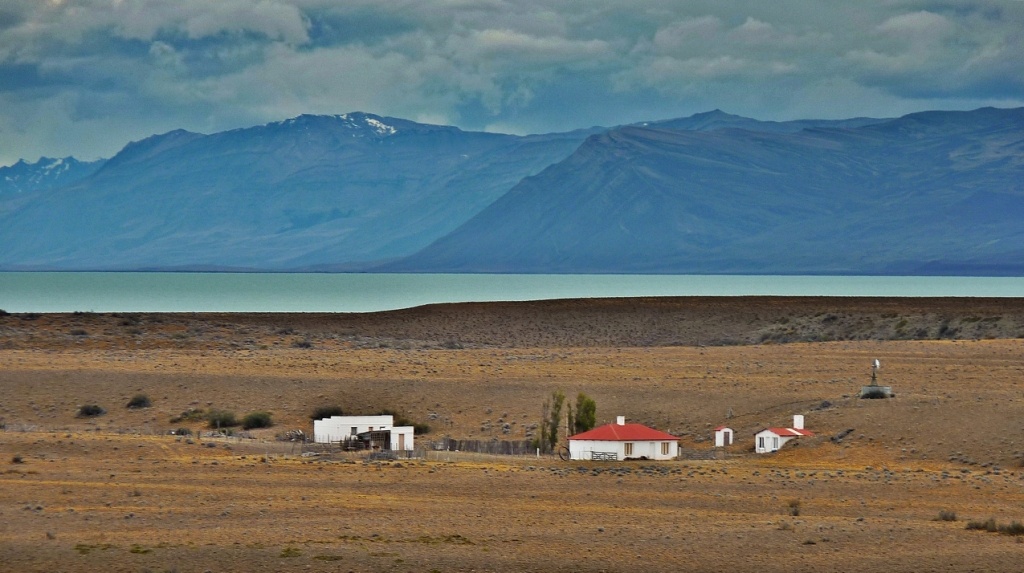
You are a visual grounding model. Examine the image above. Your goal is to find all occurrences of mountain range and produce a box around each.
[1,107,1022,275]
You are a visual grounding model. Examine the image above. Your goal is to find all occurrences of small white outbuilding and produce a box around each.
[568,416,678,461]
[754,415,813,454]
[714,426,734,447]
[313,414,414,451]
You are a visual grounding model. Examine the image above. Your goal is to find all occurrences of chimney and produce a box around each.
[616,416,626,426]
[793,414,804,430]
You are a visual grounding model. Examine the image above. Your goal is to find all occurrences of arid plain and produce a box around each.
[3,297,1024,572]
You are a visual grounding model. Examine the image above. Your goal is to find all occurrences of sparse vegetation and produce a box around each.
[937,510,957,522]
[126,393,152,409]
[77,404,106,417]
[206,409,239,429]
[242,411,273,430]
[11,455,24,464]
[311,405,344,420]
[279,547,301,558]
[170,408,206,423]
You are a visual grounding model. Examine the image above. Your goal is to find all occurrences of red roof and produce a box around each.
[714,425,732,431]
[569,422,677,442]
[760,427,815,437]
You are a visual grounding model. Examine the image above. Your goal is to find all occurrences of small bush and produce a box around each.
[242,411,273,430]
[11,455,24,464]
[126,394,152,409]
[170,408,205,423]
[937,510,957,522]
[292,339,313,349]
[787,499,802,517]
[69,328,88,336]
[206,409,239,429]
[77,404,106,418]
[311,405,344,420]
[173,427,192,436]
[1000,522,1024,536]
[966,518,998,532]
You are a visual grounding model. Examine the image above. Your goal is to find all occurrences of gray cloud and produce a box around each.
[1,0,1022,165]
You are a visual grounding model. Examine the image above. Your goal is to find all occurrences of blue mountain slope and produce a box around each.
[388,107,1024,275]
[0,113,590,270]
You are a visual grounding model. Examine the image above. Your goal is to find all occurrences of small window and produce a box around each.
[350,427,358,435]
[661,442,670,455]
[624,442,634,456]
[772,437,779,450]
[758,436,765,450]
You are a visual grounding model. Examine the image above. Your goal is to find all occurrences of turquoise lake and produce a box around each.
[1,272,1023,313]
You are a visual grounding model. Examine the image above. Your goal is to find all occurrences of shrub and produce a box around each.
[170,408,205,423]
[937,510,957,522]
[966,518,998,532]
[77,404,106,418]
[242,411,273,430]
[311,405,344,420]
[126,394,152,409]
[292,339,313,349]
[1000,521,1024,536]
[787,499,802,517]
[206,409,238,429]
[11,455,24,464]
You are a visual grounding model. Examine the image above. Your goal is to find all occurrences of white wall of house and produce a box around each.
[569,439,678,461]
[754,430,794,454]
[313,415,414,450]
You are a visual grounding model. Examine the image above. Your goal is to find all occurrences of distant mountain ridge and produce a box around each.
[1,107,1022,275]
[0,156,105,195]
[386,107,1024,275]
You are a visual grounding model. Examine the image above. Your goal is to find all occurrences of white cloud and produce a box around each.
[1,0,1022,164]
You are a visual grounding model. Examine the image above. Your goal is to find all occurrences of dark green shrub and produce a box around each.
[311,405,344,420]
[206,409,238,429]
[242,411,273,430]
[937,510,957,522]
[126,394,152,409]
[77,404,106,417]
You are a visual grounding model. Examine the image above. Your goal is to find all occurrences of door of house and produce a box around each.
[398,434,405,450]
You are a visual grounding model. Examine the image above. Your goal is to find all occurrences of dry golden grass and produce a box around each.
[2,300,1024,571]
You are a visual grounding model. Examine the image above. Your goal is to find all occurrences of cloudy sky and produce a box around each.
[2,0,1023,166]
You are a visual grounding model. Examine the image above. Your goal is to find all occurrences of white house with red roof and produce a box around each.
[568,416,679,461]
[754,415,814,454]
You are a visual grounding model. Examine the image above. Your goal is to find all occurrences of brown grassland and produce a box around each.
[2,297,1024,572]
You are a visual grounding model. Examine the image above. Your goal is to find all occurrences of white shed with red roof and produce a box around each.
[568,416,678,461]
[754,415,814,453]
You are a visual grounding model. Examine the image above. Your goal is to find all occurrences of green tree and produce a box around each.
[573,392,597,434]
[545,390,566,453]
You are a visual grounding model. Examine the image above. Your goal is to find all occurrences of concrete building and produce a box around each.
[313,414,414,452]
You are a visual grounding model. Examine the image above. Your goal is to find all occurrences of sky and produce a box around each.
[2,0,1023,166]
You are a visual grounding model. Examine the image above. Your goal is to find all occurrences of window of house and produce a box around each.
[772,437,779,450]
[350,427,358,435]
[661,442,670,455]
[758,436,765,450]
[624,442,633,456]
